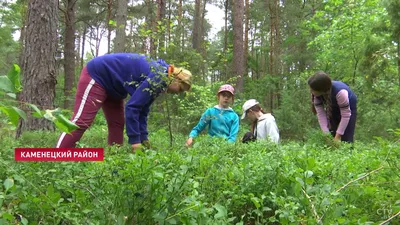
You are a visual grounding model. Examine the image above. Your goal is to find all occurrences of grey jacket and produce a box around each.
[253,113,280,144]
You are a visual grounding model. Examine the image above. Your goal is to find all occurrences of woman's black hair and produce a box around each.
[308,71,333,129]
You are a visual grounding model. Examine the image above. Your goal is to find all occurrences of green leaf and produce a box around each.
[29,104,43,118]
[307,158,316,169]
[12,106,27,121]
[166,218,177,224]
[54,113,79,134]
[43,109,58,122]
[0,106,21,126]
[2,212,13,220]
[4,178,14,192]
[21,217,28,225]
[117,213,125,225]
[214,203,227,219]
[6,93,16,99]
[304,170,314,178]
[109,19,116,26]
[82,209,92,214]
[153,171,163,179]
[0,76,15,93]
[295,177,304,187]
[250,197,261,208]
[7,64,21,91]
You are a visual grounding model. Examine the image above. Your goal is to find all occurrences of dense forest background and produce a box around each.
[1,0,400,141]
[1,0,400,142]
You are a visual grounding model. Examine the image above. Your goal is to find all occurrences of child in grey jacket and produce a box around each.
[241,99,280,144]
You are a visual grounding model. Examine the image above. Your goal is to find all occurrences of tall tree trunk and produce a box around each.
[398,38,400,86]
[268,0,275,76]
[199,0,207,46]
[63,0,76,110]
[75,30,81,71]
[115,0,128,52]
[128,16,134,51]
[268,0,279,110]
[251,22,257,79]
[177,0,183,49]
[244,0,249,76]
[298,41,307,73]
[17,0,58,137]
[167,0,171,44]
[107,0,113,53]
[223,0,228,80]
[192,0,201,51]
[273,0,280,108]
[94,26,104,57]
[80,24,87,70]
[157,0,166,53]
[18,0,28,68]
[200,0,207,81]
[233,0,244,92]
[145,0,156,57]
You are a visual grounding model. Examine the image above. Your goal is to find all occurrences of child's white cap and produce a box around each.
[241,99,259,119]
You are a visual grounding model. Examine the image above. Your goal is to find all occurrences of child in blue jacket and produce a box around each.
[185,84,240,146]
[56,53,192,152]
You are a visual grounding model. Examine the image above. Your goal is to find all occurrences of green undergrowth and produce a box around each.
[0,127,399,225]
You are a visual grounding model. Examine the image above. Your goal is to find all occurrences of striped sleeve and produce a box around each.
[313,95,329,132]
[336,90,351,135]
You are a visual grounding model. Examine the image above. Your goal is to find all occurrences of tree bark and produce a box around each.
[200,0,207,81]
[167,0,171,44]
[192,0,201,51]
[157,0,166,53]
[75,29,81,71]
[177,0,183,51]
[80,24,87,70]
[244,0,249,76]
[223,0,228,80]
[115,0,128,52]
[107,0,113,53]
[18,0,28,68]
[17,0,58,137]
[233,0,244,92]
[398,38,400,86]
[268,0,274,75]
[63,0,76,110]
[145,0,156,57]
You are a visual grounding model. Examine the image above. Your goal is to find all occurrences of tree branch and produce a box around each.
[302,188,322,224]
[336,166,384,193]
[71,0,79,9]
[379,210,400,225]
[58,5,67,17]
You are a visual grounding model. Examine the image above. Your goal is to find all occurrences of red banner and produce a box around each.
[15,148,104,161]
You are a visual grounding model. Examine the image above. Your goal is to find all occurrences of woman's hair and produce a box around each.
[307,71,332,93]
[169,65,193,89]
[308,71,333,129]
[248,104,266,133]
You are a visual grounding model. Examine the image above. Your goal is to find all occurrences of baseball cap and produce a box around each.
[241,99,259,119]
[217,84,235,95]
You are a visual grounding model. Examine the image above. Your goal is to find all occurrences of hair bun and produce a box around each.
[168,65,175,77]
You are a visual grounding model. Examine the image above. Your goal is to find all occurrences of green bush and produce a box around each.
[1,126,399,224]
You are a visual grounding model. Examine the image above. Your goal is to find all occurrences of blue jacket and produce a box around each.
[189,105,240,142]
[87,53,170,144]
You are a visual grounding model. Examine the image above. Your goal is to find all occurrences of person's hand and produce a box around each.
[142,140,151,149]
[132,143,143,153]
[334,133,342,141]
[185,138,193,147]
